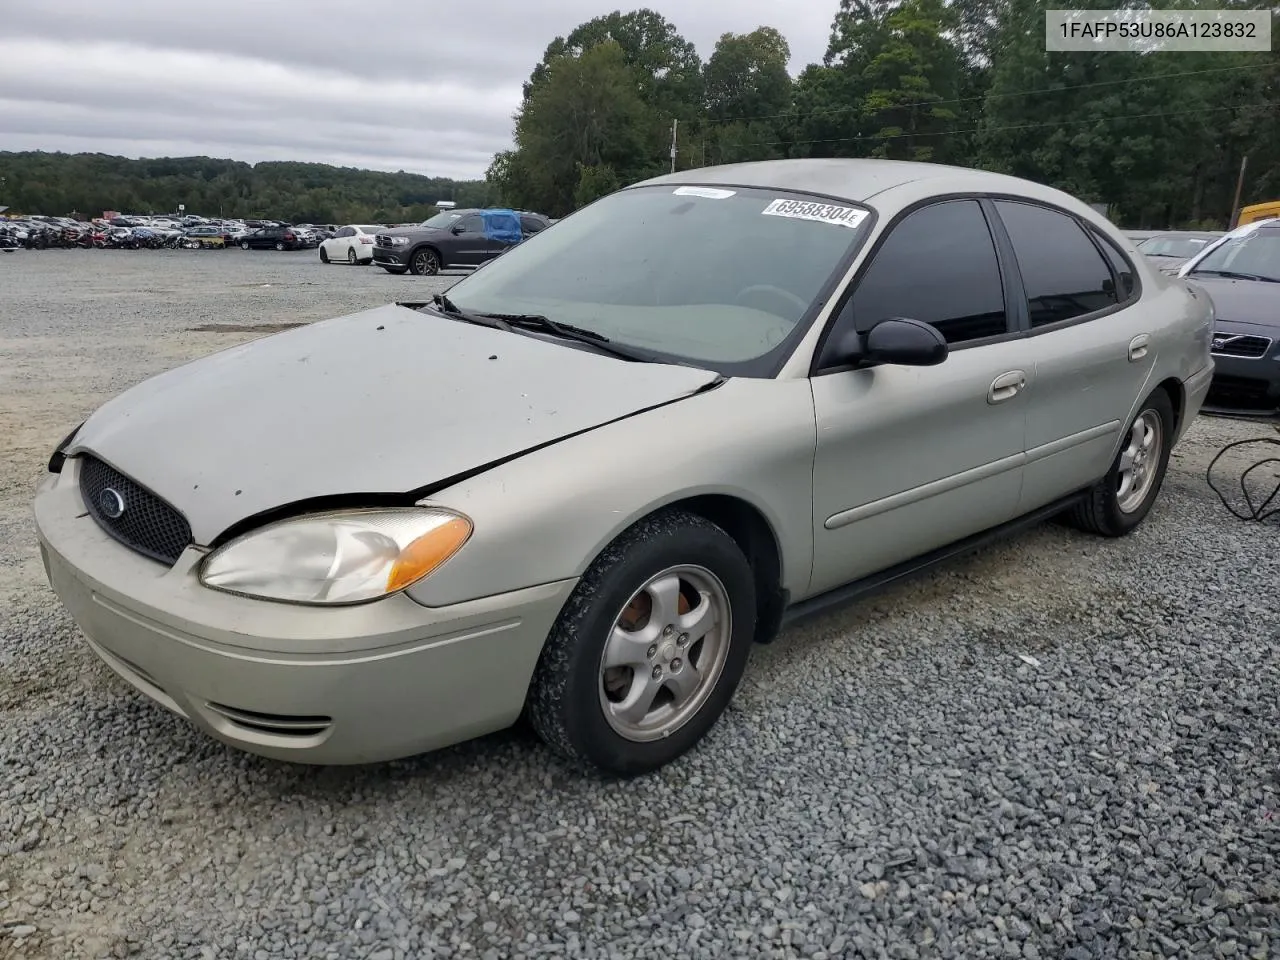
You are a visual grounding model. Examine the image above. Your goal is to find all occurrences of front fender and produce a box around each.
[404,377,818,608]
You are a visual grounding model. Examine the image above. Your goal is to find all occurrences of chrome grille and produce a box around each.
[78,456,193,565]
[1211,333,1272,359]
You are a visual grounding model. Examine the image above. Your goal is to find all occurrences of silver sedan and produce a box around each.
[35,159,1214,776]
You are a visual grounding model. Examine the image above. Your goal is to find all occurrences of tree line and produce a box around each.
[488,2,1280,227]
[5,2,1277,229]
[0,152,493,224]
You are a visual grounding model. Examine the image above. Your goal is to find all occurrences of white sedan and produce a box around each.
[319,225,381,265]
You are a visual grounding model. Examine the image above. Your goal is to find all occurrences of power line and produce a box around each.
[719,98,1280,150]
[697,61,1268,127]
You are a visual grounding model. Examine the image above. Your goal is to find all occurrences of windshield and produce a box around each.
[1188,228,1280,282]
[442,184,872,372]
[422,212,462,228]
[357,226,381,234]
[1138,235,1211,258]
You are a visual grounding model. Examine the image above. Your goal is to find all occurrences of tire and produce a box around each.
[240,241,250,250]
[1064,388,1174,537]
[381,266,407,275]
[347,248,357,265]
[319,247,329,263]
[409,247,440,276]
[527,508,756,777]
[275,241,285,251]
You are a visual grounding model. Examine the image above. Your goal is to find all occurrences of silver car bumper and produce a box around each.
[34,459,574,765]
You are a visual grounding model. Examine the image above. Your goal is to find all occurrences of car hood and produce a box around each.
[1185,274,1280,330]
[69,303,720,544]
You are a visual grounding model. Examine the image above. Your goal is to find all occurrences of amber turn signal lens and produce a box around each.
[385,516,472,593]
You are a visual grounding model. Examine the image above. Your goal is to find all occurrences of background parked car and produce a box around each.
[239,225,307,251]
[1135,231,1222,274]
[1178,219,1280,415]
[319,225,382,264]
[372,208,549,275]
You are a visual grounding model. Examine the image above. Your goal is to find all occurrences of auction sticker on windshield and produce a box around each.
[762,199,868,229]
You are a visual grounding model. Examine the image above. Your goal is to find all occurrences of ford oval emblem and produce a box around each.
[99,487,126,520]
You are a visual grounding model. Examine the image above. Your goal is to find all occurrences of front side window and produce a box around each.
[1185,226,1280,282]
[423,212,462,228]
[995,201,1117,327]
[453,215,483,234]
[837,199,1008,348]
[442,184,873,372]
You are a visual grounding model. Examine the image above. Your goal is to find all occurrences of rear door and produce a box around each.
[987,200,1155,512]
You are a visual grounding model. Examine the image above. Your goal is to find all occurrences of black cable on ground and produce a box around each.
[1206,428,1280,522]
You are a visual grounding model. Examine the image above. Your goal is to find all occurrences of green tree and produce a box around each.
[523,9,703,119]
[498,40,661,216]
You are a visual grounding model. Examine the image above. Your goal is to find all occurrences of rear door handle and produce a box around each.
[1128,334,1151,362]
[988,370,1027,404]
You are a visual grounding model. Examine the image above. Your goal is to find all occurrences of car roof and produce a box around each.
[636,158,1071,205]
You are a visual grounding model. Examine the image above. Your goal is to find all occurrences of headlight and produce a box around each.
[199,508,472,605]
[389,236,409,246]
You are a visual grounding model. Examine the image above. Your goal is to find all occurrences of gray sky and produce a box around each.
[0,1,836,181]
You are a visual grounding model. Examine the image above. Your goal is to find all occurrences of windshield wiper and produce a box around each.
[430,293,512,330]
[1189,268,1276,283]
[472,311,658,362]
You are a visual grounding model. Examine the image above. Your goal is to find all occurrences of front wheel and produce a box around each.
[239,241,250,250]
[319,247,329,263]
[381,265,407,275]
[527,509,756,777]
[409,248,440,276]
[1064,388,1174,537]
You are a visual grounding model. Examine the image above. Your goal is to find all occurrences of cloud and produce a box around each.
[0,0,836,180]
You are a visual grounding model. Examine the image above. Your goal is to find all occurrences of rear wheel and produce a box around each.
[1064,388,1174,537]
[240,240,250,250]
[409,248,440,276]
[527,509,756,777]
[275,241,285,251]
[348,248,358,265]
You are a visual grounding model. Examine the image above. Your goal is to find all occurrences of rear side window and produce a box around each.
[995,201,1117,327]
[520,216,545,234]
[846,199,1008,345]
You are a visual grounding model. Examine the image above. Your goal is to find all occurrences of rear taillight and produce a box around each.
[284,232,295,240]
[359,236,373,244]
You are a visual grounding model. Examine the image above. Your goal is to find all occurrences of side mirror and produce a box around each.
[451,224,466,235]
[863,317,948,366]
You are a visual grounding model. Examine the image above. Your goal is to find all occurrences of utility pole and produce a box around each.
[1229,154,1248,229]
[670,119,678,174]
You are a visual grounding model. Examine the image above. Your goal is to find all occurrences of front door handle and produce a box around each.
[988,369,1027,404]
[1129,334,1151,362]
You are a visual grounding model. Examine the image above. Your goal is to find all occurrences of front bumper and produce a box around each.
[372,246,409,267]
[34,458,576,764]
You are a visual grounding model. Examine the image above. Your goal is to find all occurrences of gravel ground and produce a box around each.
[2,248,1279,960]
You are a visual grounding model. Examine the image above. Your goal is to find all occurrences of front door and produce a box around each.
[809,199,1032,596]
[448,214,490,266]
